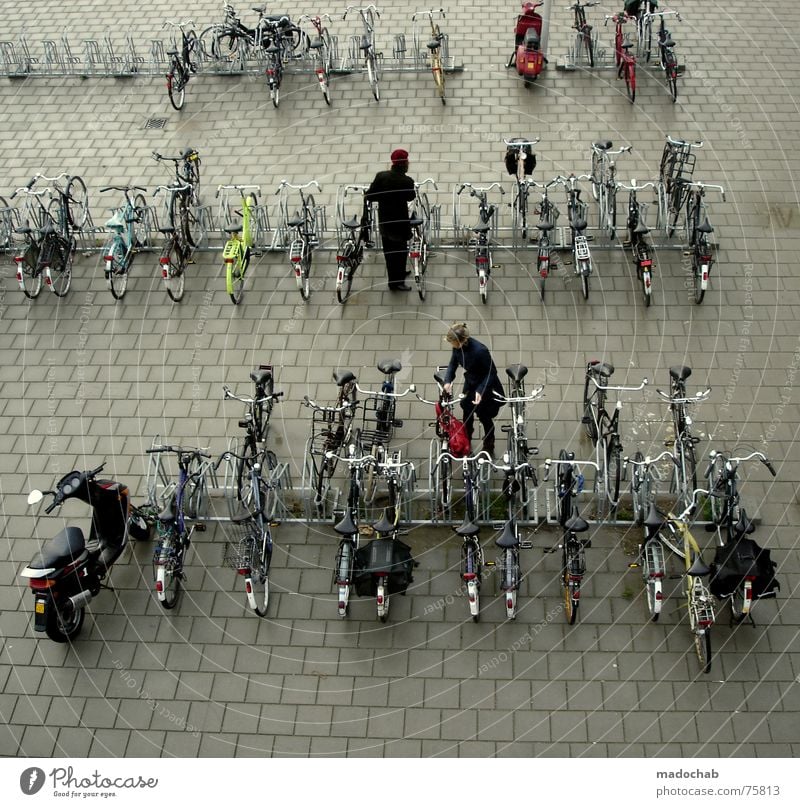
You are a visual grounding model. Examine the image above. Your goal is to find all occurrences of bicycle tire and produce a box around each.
[161,239,186,302]
[464,541,481,622]
[563,543,578,625]
[643,539,665,622]
[584,29,594,68]
[47,237,74,298]
[680,437,698,502]
[66,175,88,230]
[0,195,12,247]
[580,260,590,300]
[156,534,182,609]
[440,456,452,521]
[625,63,635,103]
[18,244,43,298]
[555,449,571,526]
[695,627,712,674]
[315,455,330,512]
[299,243,312,301]
[606,184,617,239]
[667,63,678,103]
[106,237,128,299]
[249,538,271,617]
[227,246,246,305]
[582,375,598,443]
[336,250,355,304]
[691,249,706,305]
[185,30,200,73]
[590,152,601,201]
[537,258,547,301]
[643,17,652,63]
[367,51,380,101]
[607,440,621,505]
[167,63,185,110]
[132,193,148,248]
[729,582,751,625]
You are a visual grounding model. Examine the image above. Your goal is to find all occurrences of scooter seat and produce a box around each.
[377,358,402,374]
[523,29,540,49]
[333,370,356,386]
[669,365,692,382]
[506,364,528,382]
[28,526,86,570]
[250,367,272,386]
[495,521,520,548]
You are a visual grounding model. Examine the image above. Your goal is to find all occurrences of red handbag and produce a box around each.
[435,399,471,458]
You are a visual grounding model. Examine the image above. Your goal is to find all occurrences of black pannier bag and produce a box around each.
[504,143,536,176]
[353,537,415,597]
[709,537,779,600]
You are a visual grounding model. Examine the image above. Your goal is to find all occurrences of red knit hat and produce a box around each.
[390,148,409,164]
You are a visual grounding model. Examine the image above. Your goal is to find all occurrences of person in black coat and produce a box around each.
[365,148,416,291]
[442,322,505,457]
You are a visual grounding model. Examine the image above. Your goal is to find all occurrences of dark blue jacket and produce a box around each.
[444,338,504,415]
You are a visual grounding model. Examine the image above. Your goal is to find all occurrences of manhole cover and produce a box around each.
[144,117,167,130]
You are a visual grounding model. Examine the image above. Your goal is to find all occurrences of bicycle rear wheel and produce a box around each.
[66,176,88,229]
[562,544,579,625]
[167,62,186,110]
[694,627,712,674]
[47,238,74,297]
[300,246,312,301]
[584,29,594,67]
[667,64,678,103]
[248,535,271,617]
[227,251,247,305]
[336,255,354,304]
[691,247,707,305]
[105,237,129,299]
[367,51,380,101]
[161,240,186,302]
[581,377,598,443]
[642,539,665,621]
[580,260,590,300]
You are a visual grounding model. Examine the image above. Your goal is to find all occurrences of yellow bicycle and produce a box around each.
[217,184,259,304]
[412,8,447,104]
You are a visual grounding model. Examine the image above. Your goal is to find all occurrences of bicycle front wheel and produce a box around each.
[336,256,354,304]
[248,539,271,617]
[580,260,590,300]
[642,539,665,621]
[167,63,186,110]
[692,248,707,305]
[47,238,74,297]
[667,64,678,103]
[584,29,594,68]
[679,437,698,505]
[367,52,380,101]
[563,546,579,625]
[18,245,43,298]
[432,60,445,104]
[161,240,186,302]
[625,64,636,103]
[226,246,247,305]
[606,440,622,505]
[66,176,89,229]
[581,378,598,443]
[299,246,312,301]
[105,237,129,299]
[694,627,712,674]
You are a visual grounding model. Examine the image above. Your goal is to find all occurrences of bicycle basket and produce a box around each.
[222,520,260,572]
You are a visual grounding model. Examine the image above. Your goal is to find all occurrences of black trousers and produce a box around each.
[460,398,498,445]
[382,236,409,288]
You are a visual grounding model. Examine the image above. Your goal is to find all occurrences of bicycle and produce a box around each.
[681,181,724,304]
[494,364,543,520]
[543,454,595,527]
[605,12,636,102]
[221,450,277,616]
[589,140,631,239]
[530,178,560,301]
[410,177,437,300]
[344,5,382,101]
[634,0,660,62]
[356,359,415,503]
[153,183,193,302]
[480,454,534,620]
[11,181,52,299]
[455,182,504,304]
[659,135,702,236]
[100,185,148,300]
[544,506,592,624]
[152,148,203,247]
[630,494,716,672]
[217,184,259,304]
[302,369,359,514]
[279,179,321,301]
[335,184,371,304]
[647,9,681,101]
[0,194,17,252]
[299,14,334,104]
[163,19,200,110]
[557,173,594,300]
[146,444,211,609]
[412,8,447,103]
[655,366,710,510]
[223,367,283,507]
[201,3,270,63]
[568,1,599,67]
[618,179,657,306]
[263,14,307,107]
[503,136,539,242]
[582,360,648,508]
[624,450,676,526]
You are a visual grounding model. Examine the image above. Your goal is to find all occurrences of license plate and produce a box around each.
[35,601,45,614]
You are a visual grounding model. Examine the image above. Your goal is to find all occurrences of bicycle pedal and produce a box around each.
[484,560,496,567]
[500,425,512,433]
[580,416,591,425]
[392,419,403,428]
[194,523,207,532]
[491,521,504,531]
[582,540,592,549]
[519,540,533,549]
[663,440,674,447]
[543,547,557,554]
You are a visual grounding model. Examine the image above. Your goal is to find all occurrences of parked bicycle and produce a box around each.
[412,8,447,103]
[494,364,543,520]
[659,135,702,235]
[582,360,648,508]
[11,181,53,299]
[503,136,539,242]
[344,4,382,101]
[201,3,265,62]
[0,194,17,251]
[543,454,595,527]
[681,180,724,304]
[589,140,631,239]
[530,178,560,301]
[634,0,660,62]
[647,9,682,101]
[146,445,211,609]
[410,177,437,300]
[544,506,592,624]
[302,369,359,514]
[100,185,148,300]
[557,173,594,300]
[655,365,710,510]
[264,14,307,107]
[163,19,200,110]
[221,449,277,616]
[278,180,321,300]
[456,182,504,304]
[335,184,371,304]
[153,148,203,247]
[299,14,334,104]
[624,450,676,526]
[217,184,259,304]
[605,11,636,102]
[618,179,657,306]
[568,1,599,67]
[480,454,534,620]
[153,183,193,302]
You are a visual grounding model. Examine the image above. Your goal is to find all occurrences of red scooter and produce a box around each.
[509,2,547,85]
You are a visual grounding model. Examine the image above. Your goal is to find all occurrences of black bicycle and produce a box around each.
[163,19,200,110]
[335,185,371,304]
[545,507,592,625]
[153,148,202,247]
[618,179,656,307]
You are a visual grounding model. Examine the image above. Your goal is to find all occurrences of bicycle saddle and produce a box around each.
[157,499,176,523]
[427,39,441,50]
[506,364,528,382]
[455,519,480,537]
[409,214,424,227]
[158,225,176,235]
[287,213,304,227]
[359,37,371,51]
[669,365,692,381]
[697,217,714,233]
[566,513,590,533]
[334,370,356,386]
[536,220,554,231]
[309,39,324,49]
[15,225,34,235]
[621,42,634,50]
[634,220,650,235]
[265,43,280,54]
[266,14,289,23]
[644,503,665,531]
[342,216,361,230]
[687,554,710,577]
[334,511,358,535]
[167,49,179,56]
[589,360,614,377]
[250,368,272,386]
[472,221,491,234]
[433,370,447,385]
[495,521,520,548]
[377,358,402,374]
[252,6,267,14]
[41,222,57,235]
[661,37,675,48]
[571,215,588,232]
[224,224,241,234]
[593,140,613,150]
[181,147,199,160]
[733,509,756,536]
[372,510,397,535]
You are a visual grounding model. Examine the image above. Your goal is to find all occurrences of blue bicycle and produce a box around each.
[100,185,149,299]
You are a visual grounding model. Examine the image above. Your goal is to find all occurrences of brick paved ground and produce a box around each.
[1,1,799,757]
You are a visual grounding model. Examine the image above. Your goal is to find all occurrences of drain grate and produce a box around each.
[144,117,167,130]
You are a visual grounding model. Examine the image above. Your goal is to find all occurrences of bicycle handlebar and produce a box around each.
[586,375,648,392]
[162,19,196,28]
[12,186,49,197]
[567,1,599,8]
[215,184,261,197]
[624,451,678,467]
[643,9,681,22]
[707,450,777,476]
[543,456,599,481]
[655,387,711,404]
[665,135,703,148]
[556,174,593,186]
[680,180,725,200]
[301,395,358,413]
[100,185,147,193]
[415,178,438,191]
[411,8,445,20]
[437,450,491,465]
[590,143,632,156]
[223,384,283,405]
[298,14,334,23]
[344,5,381,20]
[529,178,561,190]
[478,457,533,473]
[34,172,69,184]
[604,12,633,24]
[492,385,545,404]
[456,182,504,195]
[355,382,415,398]
[146,444,211,459]
[414,391,465,407]
[616,180,657,191]
[153,183,191,196]
[503,137,540,147]
[276,180,322,193]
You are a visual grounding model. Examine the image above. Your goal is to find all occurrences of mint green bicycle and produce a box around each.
[217,184,260,304]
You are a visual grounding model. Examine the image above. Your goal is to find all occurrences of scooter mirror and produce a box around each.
[27,490,44,506]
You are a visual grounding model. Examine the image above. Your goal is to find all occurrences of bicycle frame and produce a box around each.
[605,13,636,101]
[278,179,321,300]
[568,1,599,66]
[456,182,504,304]
[504,136,539,242]
[589,141,631,239]
[344,5,382,101]
[647,10,681,101]
[412,8,447,103]
[530,178,559,300]
[410,177,436,300]
[100,185,147,298]
[299,14,333,104]
[217,184,259,304]
[543,455,596,527]
[558,173,593,299]
[618,179,657,305]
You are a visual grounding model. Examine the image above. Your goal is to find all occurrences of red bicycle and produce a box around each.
[605,11,636,102]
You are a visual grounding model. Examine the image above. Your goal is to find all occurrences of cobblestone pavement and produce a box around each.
[1,1,799,758]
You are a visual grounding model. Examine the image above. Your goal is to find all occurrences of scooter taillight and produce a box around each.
[29,578,56,590]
